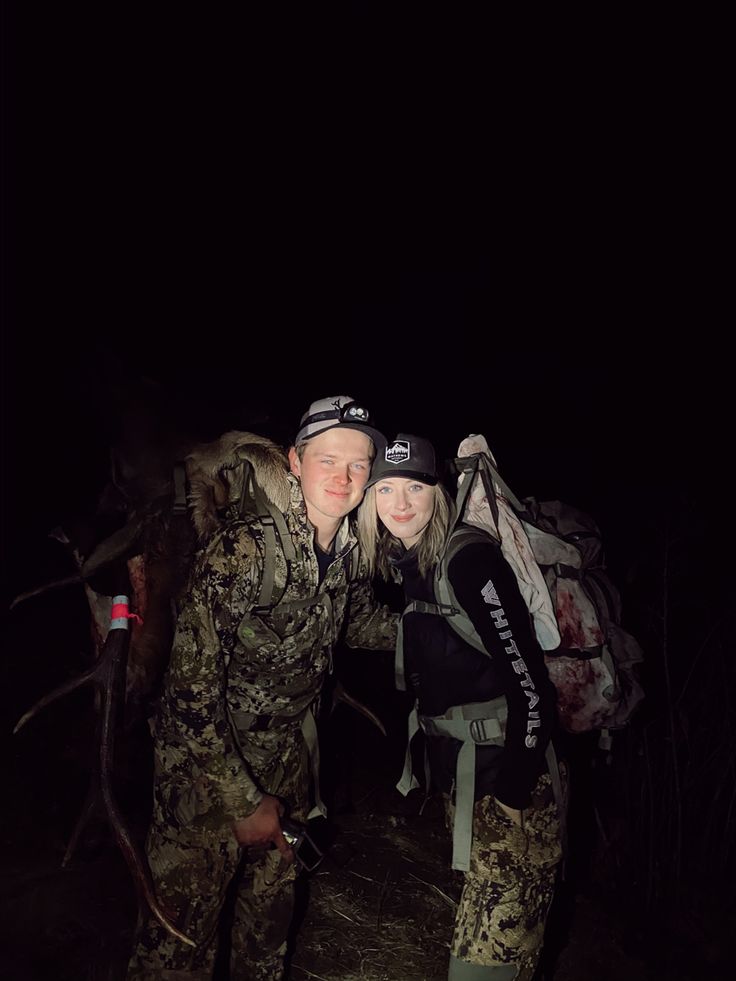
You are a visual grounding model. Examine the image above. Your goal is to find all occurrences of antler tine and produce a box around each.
[9,574,84,611]
[332,680,387,737]
[98,623,196,947]
[15,602,195,947]
[62,775,102,869]
[13,663,99,734]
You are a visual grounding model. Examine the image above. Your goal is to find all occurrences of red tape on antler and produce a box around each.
[111,600,143,626]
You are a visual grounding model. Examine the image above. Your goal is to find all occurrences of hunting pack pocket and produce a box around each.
[237,614,282,650]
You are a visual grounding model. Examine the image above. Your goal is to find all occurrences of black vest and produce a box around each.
[392,545,505,798]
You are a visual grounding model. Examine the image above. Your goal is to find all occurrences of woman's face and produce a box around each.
[374,477,435,548]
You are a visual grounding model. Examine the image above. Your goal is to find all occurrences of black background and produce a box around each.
[2,2,731,675]
[1,8,734,980]
[3,5,729,550]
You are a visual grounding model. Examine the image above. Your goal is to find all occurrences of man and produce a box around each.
[127,396,397,981]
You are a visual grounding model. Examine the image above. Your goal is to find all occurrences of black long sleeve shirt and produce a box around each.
[395,534,557,809]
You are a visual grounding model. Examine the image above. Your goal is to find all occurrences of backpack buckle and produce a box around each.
[469,718,497,743]
[419,716,439,738]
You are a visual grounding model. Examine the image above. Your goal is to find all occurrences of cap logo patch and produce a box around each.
[385,440,410,465]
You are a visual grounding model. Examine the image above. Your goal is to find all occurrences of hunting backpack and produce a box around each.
[394,434,644,871]
[440,434,645,747]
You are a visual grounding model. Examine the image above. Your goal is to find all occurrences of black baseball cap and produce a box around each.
[366,434,438,488]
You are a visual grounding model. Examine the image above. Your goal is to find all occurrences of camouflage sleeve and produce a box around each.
[342,554,399,651]
[163,520,265,824]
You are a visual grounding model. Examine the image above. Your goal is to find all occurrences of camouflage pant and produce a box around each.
[127,727,308,981]
[445,769,566,981]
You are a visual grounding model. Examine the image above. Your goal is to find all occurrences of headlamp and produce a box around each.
[339,401,371,424]
[294,395,385,447]
[304,401,372,428]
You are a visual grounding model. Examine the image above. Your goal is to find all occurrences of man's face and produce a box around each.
[289,428,373,525]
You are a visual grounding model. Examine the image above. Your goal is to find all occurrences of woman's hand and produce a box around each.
[232,794,294,861]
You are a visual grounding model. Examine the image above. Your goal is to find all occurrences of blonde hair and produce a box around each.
[357,482,453,579]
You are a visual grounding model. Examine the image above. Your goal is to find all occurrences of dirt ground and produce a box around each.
[1,695,649,981]
[288,797,649,981]
[286,701,663,981]
[0,761,650,981]
[0,618,725,981]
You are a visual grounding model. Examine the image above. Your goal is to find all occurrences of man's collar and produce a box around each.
[287,472,357,552]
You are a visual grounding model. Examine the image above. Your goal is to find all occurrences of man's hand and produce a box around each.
[232,794,294,861]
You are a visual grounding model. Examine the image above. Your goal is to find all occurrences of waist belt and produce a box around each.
[231,707,308,732]
[396,698,508,872]
[396,698,565,873]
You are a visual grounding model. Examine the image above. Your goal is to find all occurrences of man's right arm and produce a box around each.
[163,521,289,854]
[233,796,293,859]
[342,551,399,651]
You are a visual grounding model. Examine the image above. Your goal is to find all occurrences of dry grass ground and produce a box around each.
[0,625,694,981]
[291,802,458,981]
[1,735,705,981]
[289,787,649,981]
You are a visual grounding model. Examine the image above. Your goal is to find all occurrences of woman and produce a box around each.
[358,434,564,981]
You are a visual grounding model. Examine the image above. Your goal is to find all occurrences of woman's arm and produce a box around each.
[448,539,556,810]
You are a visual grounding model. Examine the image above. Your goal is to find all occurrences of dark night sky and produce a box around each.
[2,19,734,981]
[1,4,730,603]
[3,246,727,602]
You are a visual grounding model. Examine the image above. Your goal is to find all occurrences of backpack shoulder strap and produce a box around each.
[173,460,188,515]
[237,459,296,611]
[395,525,496,690]
[344,542,360,582]
[454,451,526,537]
[435,525,497,659]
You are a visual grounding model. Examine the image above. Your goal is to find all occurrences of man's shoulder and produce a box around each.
[198,502,311,569]
[197,517,265,571]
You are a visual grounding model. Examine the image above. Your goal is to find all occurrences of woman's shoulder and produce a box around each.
[448,524,501,557]
[446,525,505,577]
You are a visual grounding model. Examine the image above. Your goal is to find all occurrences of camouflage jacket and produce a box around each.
[154,473,397,834]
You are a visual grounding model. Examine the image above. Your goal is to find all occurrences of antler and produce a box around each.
[14,595,195,948]
[9,574,84,611]
[332,680,387,737]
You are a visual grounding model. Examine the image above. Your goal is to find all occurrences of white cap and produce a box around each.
[295,395,386,449]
